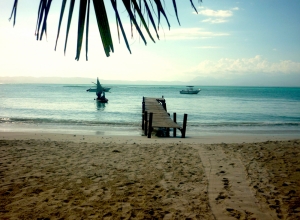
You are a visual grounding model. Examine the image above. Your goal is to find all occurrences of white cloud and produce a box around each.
[163,28,229,40]
[202,18,228,24]
[199,9,233,17]
[190,55,300,75]
[196,46,221,49]
[198,7,238,24]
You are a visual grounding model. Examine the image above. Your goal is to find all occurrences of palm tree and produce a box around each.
[9,0,201,61]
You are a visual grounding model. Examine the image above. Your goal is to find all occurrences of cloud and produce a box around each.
[198,7,239,24]
[163,28,229,40]
[190,55,300,75]
[199,9,233,17]
[195,46,222,49]
[202,18,228,24]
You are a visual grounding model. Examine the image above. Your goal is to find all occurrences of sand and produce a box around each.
[0,132,299,219]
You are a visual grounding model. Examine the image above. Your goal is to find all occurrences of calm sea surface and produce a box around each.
[0,84,300,137]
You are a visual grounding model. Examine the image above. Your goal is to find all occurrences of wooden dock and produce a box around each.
[142,97,188,138]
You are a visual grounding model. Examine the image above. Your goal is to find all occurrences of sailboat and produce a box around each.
[94,78,108,103]
[86,79,111,92]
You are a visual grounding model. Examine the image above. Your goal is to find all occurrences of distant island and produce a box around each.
[0,76,185,85]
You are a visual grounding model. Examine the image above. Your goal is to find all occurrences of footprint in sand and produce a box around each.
[226,208,254,219]
[215,192,228,203]
[222,177,231,191]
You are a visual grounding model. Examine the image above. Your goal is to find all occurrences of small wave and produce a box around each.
[187,121,300,127]
[1,117,299,129]
[0,117,140,127]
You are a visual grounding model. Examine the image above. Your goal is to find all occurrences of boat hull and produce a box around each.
[87,88,110,92]
[180,90,200,94]
[95,98,108,103]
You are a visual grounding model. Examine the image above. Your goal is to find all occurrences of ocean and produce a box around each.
[1,84,300,138]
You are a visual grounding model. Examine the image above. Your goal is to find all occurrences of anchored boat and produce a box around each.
[180,86,201,94]
[94,78,108,103]
[86,79,111,92]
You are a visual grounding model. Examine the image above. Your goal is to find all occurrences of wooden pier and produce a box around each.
[142,97,188,138]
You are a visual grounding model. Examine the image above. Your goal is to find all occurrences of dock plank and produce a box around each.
[143,97,181,129]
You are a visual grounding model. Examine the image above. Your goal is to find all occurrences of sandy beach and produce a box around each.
[0,132,299,219]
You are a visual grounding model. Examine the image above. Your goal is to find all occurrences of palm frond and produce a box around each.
[85,0,90,61]
[64,0,75,55]
[111,0,132,54]
[172,0,180,26]
[9,0,201,60]
[144,0,159,39]
[122,0,147,45]
[75,0,87,61]
[153,0,170,30]
[54,0,67,51]
[35,0,52,41]
[8,0,18,26]
[131,0,155,43]
[93,0,114,57]
[190,0,199,13]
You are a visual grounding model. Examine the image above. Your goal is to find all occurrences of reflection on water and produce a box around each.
[96,101,106,111]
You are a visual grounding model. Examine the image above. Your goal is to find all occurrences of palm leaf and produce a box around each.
[54,0,67,51]
[64,0,75,55]
[39,0,52,40]
[131,0,155,42]
[93,0,114,57]
[111,0,131,54]
[172,0,180,25]
[85,0,90,61]
[8,0,18,27]
[122,0,147,45]
[190,0,199,14]
[9,0,202,59]
[75,0,87,61]
[35,0,46,40]
[153,0,170,30]
[144,0,159,39]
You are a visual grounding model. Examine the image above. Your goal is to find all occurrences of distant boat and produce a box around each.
[94,78,108,103]
[180,86,201,94]
[86,79,111,92]
[86,87,110,92]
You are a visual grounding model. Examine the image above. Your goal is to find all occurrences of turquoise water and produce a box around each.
[0,84,300,137]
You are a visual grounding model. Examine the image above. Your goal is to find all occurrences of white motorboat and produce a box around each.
[180,86,200,94]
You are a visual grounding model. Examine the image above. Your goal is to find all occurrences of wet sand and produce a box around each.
[0,132,299,219]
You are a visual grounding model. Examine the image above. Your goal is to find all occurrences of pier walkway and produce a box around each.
[142,97,187,138]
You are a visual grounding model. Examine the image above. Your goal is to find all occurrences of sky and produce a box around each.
[0,0,300,86]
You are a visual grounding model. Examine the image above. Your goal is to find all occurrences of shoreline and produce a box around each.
[1,131,299,219]
[1,130,300,145]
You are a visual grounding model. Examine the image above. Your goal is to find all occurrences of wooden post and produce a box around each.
[142,101,145,129]
[167,113,170,137]
[148,112,153,138]
[173,112,177,137]
[181,113,188,138]
[162,101,167,112]
[144,111,148,136]
[142,112,145,130]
